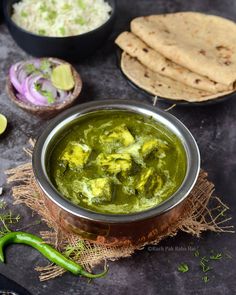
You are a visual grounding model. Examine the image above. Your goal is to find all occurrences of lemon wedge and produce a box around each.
[0,114,7,135]
[51,64,75,91]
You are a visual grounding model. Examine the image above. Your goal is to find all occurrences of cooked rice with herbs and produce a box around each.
[12,0,112,37]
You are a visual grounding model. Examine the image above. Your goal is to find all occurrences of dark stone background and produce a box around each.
[0,0,235,294]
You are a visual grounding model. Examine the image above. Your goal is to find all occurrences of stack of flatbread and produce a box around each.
[115,12,236,102]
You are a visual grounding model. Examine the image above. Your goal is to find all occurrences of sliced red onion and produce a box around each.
[9,62,25,93]
[22,74,48,106]
[10,59,73,107]
[18,65,28,85]
[32,59,41,68]
[40,80,57,99]
[57,89,70,102]
[16,93,28,103]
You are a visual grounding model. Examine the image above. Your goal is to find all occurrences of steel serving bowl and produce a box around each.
[33,100,200,246]
[3,0,116,61]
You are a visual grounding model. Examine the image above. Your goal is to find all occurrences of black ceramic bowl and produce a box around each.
[3,0,116,61]
[0,0,3,22]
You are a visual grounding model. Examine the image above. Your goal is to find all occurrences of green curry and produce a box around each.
[48,111,187,214]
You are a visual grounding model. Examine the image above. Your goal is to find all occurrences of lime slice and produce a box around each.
[0,114,7,135]
[51,64,75,91]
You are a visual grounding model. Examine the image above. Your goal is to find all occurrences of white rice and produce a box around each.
[12,0,112,37]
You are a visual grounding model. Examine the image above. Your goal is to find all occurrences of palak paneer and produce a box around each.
[48,111,187,214]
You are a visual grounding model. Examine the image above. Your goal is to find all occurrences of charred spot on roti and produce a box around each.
[195,79,201,84]
[161,67,166,71]
[158,84,163,87]
[224,60,232,65]
[216,45,232,61]
[143,48,149,53]
[216,45,230,51]
[199,49,206,56]
[144,72,150,78]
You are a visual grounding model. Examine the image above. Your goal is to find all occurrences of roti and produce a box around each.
[115,31,230,94]
[131,12,236,86]
[121,52,234,102]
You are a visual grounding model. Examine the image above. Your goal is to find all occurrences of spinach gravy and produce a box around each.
[49,111,187,214]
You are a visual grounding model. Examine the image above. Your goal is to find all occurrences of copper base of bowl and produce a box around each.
[44,194,188,247]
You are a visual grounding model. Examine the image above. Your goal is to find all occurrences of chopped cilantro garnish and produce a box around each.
[34,83,55,104]
[21,11,28,17]
[38,29,46,35]
[39,4,47,13]
[77,0,86,9]
[46,10,57,21]
[75,17,86,25]
[59,27,66,36]
[63,4,72,10]
[178,263,189,273]
[40,59,51,72]
[25,63,37,74]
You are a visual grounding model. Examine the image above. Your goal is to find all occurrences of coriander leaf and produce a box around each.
[46,10,57,22]
[0,200,6,209]
[0,212,21,237]
[210,253,222,260]
[202,275,209,283]
[21,11,28,17]
[39,4,47,13]
[38,29,46,36]
[59,27,66,36]
[194,250,200,257]
[77,0,86,9]
[34,83,41,92]
[75,17,86,25]
[200,257,212,273]
[178,263,189,273]
[34,83,55,104]
[44,91,55,104]
[63,4,72,10]
[25,63,37,75]
[40,59,51,72]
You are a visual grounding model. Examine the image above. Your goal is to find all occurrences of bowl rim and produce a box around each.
[32,99,201,223]
[3,0,116,39]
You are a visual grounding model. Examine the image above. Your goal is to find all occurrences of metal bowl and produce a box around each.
[33,100,200,246]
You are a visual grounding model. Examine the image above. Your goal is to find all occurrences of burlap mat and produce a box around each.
[5,152,234,281]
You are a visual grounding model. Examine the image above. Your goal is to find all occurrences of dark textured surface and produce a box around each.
[0,0,235,294]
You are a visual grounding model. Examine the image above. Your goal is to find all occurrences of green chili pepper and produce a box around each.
[0,231,108,279]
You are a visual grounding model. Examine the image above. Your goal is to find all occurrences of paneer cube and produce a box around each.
[136,167,155,194]
[100,124,134,147]
[141,139,159,157]
[96,153,132,174]
[136,167,164,196]
[72,177,112,205]
[61,142,91,169]
[141,138,168,158]
[89,178,112,203]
